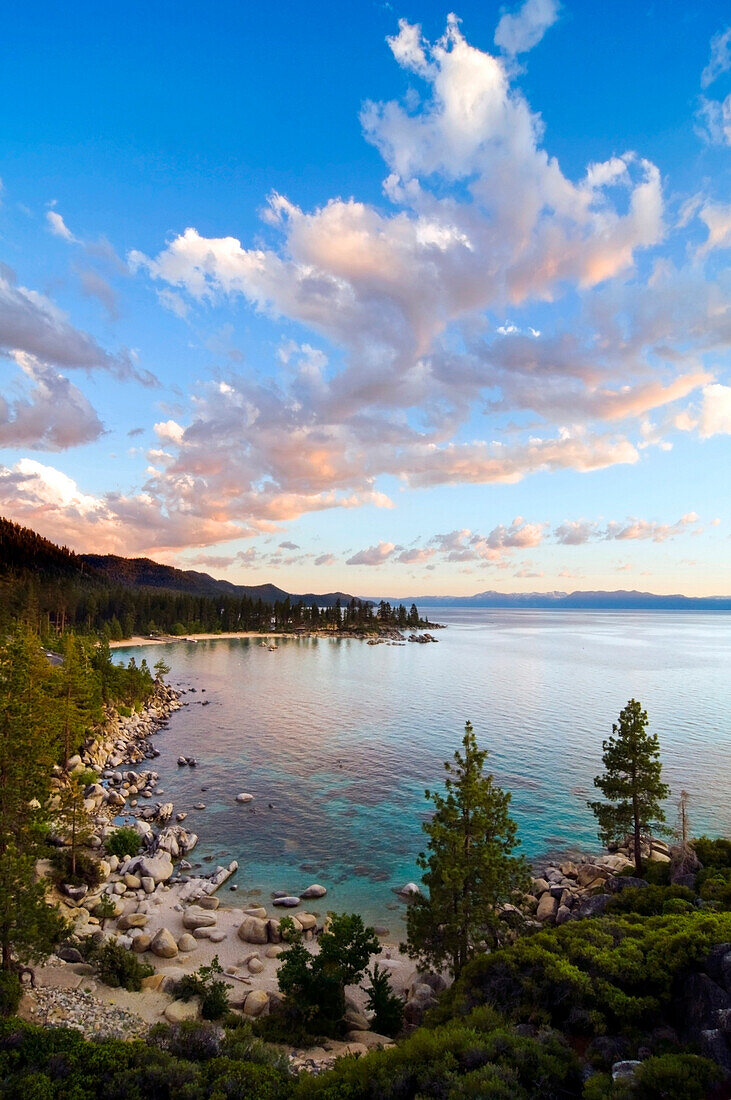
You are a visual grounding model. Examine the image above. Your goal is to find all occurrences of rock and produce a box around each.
[399,882,421,897]
[178,933,198,952]
[244,907,268,920]
[300,884,327,899]
[266,919,281,943]
[556,904,572,925]
[344,1030,394,1050]
[272,896,300,907]
[150,927,178,958]
[243,989,269,1017]
[124,874,142,890]
[606,875,649,894]
[297,913,317,931]
[531,878,550,895]
[236,793,254,803]
[559,861,579,879]
[577,863,609,888]
[141,876,155,894]
[248,957,264,974]
[536,893,559,923]
[209,930,227,943]
[238,916,268,944]
[700,1028,731,1074]
[131,933,151,953]
[198,896,220,910]
[648,850,671,863]
[63,884,89,902]
[611,1060,642,1082]
[705,944,731,993]
[265,945,284,958]
[117,913,149,931]
[138,852,174,884]
[575,894,611,919]
[140,973,166,991]
[164,999,199,1023]
[679,973,730,1041]
[345,1008,370,1031]
[182,907,217,930]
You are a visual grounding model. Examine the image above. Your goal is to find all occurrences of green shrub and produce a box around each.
[116,704,132,718]
[52,848,102,888]
[174,955,230,1020]
[92,940,154,990]
[632,1052,721,1099]
[105,826,141,859]
[605,884,695,917]
[0,972,21,1017]
[692,835,731,869]
[364,963,404,1038]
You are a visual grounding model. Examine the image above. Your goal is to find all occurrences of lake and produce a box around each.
[117,609,731,928]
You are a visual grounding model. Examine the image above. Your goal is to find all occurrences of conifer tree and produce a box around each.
[54,776,94,879]
[588,698,670,874]
[0,628,64,969]
[405,722,529,977]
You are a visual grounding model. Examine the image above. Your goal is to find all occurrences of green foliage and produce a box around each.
[93,894,117,928]
[588,700,669,874]
[433,910,731,1042]
[406,721,530,977]
[363,963,403,1038]
[52,777,95,880]
[692,835,731,869]
[292,1012,582,1099]
[0,973,21,1017]
[0,628,68,969]
[277,912,379,1037]
[90,940,154,990]
[174,955,230,1020]
[105,826,141,859]
[51,849,101,889]
[0,1017,292,1099]
[583,1053,721,1099]
[605,884,695,917]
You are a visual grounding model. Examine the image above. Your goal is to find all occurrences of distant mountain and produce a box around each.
[371,589,731,611]
[80,553,352,608]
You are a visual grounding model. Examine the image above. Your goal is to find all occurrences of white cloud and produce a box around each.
[696,93,731,146]
[697,383,731,437]
[345,541,395,566]
[46,210,78,243]
[0,352,104,450]
[494,0,560,56]
[701,27,731,89]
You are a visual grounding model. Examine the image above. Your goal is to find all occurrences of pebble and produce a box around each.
[24,988,147,1040]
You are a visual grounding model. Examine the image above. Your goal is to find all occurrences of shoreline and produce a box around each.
[110,625,443,649]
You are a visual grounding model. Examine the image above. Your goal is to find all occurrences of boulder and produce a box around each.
[165,999,199,1023]
[138,852,174,884]
[198,896,220,910]
[248,957,264,974]
[209,930,227,943]
[266,919,281,943]
[611,1061,642,1083]
[150,927,178,958]
[266,945,284,958]
[124,873,142,889]
[536,893,559,923]
[131,933,151,953]
[297,913,317,931]
[575,894,610,919]
[236,793,254,803]
[182,907,217,930]
[272,896,300,907]
[178,933,198,952]
[238,915,268,944]
[556,904,572,925]
[344,1030,394,1050]
[141,876,155,894]
[300,884,327,899]
[531,877,550,895]
[243,989,269,1017]
[140,973,166,992]
[399,882,421,898]
[244,907,268,920]
[117,913,149,931]
[577,864,609,889]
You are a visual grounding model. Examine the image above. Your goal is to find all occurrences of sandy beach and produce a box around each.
[109,631,296,649]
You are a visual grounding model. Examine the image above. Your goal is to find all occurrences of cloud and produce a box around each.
[46,210,78,243]
[554,513,702,545]
[186,553,236,570]
[314,553,336,566]
[0,353,104,450]
[697,383,731,437]
[395,546,436,564]
[76,267,119,320]
[0,266,154,384]
[696,201,731,258]
[346,541,395,566]
[278,540,300,550]
[696,93,731,146]
[701,27,731,89]
[494,0,560,56]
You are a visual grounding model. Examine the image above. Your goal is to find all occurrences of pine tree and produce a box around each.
[0,628,64,970]
[405,722,530,977]
[588,699,670,874]
[54,776,94,879]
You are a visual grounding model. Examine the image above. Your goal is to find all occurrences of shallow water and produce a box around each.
[117,609,731,928]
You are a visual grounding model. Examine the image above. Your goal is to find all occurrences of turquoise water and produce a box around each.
[117,609,731,929]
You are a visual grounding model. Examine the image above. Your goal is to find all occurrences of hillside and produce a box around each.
[378,588,731,611]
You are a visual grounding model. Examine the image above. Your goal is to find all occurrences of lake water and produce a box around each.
[117,609,731,929]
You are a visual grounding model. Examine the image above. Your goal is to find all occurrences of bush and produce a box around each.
[692,835,731,870]
[58,849,102,889]
[0,973,21,1017]
[364,964,404,1038]
[174,956,230,1020]
[105,826,141,859]
[632,1052,721,1099]
[605,884,695,917]
[92,940,154,991]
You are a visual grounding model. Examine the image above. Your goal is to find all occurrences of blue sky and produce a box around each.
[1,0,729,596]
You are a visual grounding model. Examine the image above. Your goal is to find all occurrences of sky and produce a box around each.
[1,0,729,598]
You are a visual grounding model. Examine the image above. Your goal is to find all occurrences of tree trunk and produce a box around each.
[633,794,642,875]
